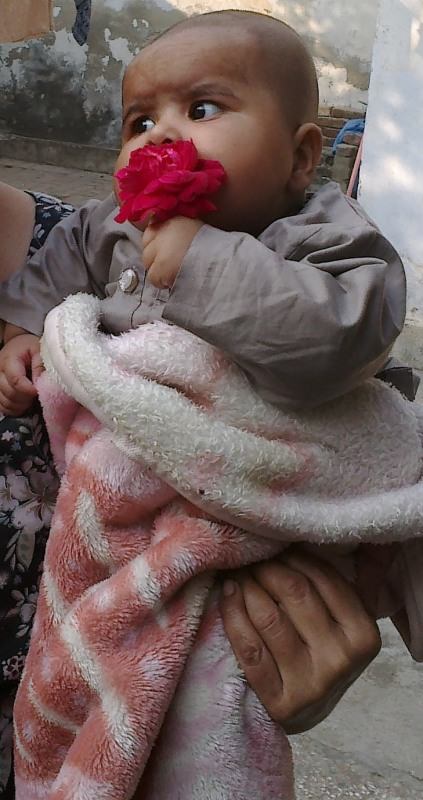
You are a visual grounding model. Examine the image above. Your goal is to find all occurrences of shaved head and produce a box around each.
[120,10,323,228]
[145,10,319,129]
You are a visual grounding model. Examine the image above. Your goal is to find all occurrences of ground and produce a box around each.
[1,157,422,799]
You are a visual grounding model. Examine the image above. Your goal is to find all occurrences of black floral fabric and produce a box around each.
[0,193,74,796]
[25,192,75,257]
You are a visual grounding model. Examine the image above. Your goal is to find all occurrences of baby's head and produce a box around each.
[117,10,322,235]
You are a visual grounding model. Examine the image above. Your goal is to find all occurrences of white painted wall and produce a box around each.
[166,0,380,109]
[360,0,423,325]
[0,0,379,150]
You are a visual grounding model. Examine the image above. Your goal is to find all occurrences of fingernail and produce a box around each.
[222,579,237,597]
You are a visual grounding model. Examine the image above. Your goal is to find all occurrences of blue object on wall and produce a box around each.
[72,0,92,45]
[332,119,365,155]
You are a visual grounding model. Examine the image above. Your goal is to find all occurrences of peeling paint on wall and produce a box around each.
[0,0,378,149]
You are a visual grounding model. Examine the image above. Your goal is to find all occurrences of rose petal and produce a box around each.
[115,140,226,224]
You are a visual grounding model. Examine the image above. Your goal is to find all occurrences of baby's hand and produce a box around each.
[0,334,42,416]
[142,216,203,289]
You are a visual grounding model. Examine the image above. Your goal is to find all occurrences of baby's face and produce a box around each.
[116,26,296,235]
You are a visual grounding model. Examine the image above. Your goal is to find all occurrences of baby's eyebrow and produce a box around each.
[188,82,237,99]
[122,82,238,123]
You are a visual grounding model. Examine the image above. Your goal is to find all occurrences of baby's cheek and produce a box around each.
[115,147,128,171]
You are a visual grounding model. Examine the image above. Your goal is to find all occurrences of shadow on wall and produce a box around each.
[0,0,378,149]
[272,0,378,103]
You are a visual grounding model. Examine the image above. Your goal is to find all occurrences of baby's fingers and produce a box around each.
[142,238,158,272]
[0,376,33,416]
[4,356,37,396]
[31,350,45,383]
[141,216,157,241]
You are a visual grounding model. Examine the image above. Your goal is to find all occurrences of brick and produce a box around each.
[321,127,337,140]
[343,132,362,146]
[330,106,366,120]
[334,143,357,159]
[318,116,346,130]
[322,136,333,148]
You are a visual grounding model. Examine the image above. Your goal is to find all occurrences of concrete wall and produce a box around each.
[359,0,423,367]
[0,0,378,150]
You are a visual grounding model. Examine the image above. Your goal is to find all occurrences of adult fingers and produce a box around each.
[221,564,357,729]
[221,557,380,732]
[280,550,381,660]
[219,574,285,714]
[250,558,355,708]
[252,557,337,646]
[240,570,310,671]
[252,553,380,698]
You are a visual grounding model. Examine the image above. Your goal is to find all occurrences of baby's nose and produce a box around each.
[147,130,172,145]
[147,117,181,146]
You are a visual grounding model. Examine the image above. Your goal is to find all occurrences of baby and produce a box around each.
[4,12,423,800]
[0,9,406,415]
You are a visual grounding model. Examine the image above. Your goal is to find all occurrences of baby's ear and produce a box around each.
[288,123,323,192]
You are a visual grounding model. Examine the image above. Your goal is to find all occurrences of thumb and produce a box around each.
[31,348,44,383]
[137,212,156,235]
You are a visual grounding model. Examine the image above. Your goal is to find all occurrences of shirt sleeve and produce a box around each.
[163,202,406,409]
[0,198,108,336]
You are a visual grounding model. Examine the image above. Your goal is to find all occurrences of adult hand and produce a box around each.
[220,549,381,734]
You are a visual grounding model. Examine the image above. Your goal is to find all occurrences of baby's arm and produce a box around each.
[0,324,41,416]
[156,193,405,408]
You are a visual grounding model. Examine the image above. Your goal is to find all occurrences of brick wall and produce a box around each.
[315,106,365,194]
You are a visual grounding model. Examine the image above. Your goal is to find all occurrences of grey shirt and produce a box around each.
[0,182,406,408]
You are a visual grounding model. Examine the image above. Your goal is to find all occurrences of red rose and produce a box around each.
[114,140,226,224]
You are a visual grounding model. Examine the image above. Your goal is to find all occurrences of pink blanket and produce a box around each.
[13,294,423,799]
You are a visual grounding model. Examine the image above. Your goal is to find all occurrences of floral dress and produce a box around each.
[0,193,75,796]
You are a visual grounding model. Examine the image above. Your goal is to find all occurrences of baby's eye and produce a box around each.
[190,101,221,121]
[133,116,155,134]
